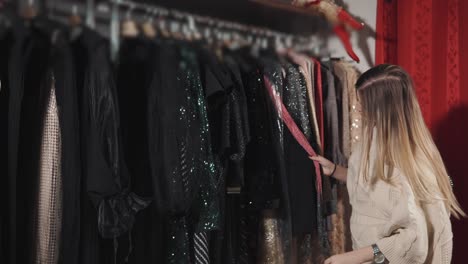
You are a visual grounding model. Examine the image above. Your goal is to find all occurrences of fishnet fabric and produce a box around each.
[34,81,62,264]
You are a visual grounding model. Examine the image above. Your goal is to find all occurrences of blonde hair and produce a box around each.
[355,64,465,218]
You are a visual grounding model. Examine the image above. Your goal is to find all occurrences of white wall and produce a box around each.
[327,0,377,72]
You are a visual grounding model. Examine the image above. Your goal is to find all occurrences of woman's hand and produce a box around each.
[324,253,359,264]
[309,155,336,176]
[324,246,374,264]
[310,155,348,182]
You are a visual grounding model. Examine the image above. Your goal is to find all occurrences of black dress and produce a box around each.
[0,17,13,264]
[232,49,285,263]
[7,17,83,264]
[72,28,151,264]
[146,42,197,263]
[8,20,52,264]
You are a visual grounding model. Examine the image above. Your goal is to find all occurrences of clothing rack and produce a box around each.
[40,0,324,58]
[110,0,304,41]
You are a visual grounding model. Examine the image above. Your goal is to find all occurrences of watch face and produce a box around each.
[374,253,386,264]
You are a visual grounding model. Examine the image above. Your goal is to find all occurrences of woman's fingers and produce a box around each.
[310,155,329,166]
[309,155,323,162]
[310,155,336,177]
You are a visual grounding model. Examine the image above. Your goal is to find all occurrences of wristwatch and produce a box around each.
[372,244,385,264]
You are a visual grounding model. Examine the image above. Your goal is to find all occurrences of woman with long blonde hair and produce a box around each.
[312,64,464,264]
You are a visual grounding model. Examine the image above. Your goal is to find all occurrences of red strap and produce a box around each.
[264,76,322,196]
[311,58,325,150]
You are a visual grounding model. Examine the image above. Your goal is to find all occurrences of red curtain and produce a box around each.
[376,0,468,263]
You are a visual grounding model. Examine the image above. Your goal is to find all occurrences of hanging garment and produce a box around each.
[6,18,81,264]
[257,210,285,264]
[223,51,251,192]
[311,58,325,151]
[147,42,199,264]
[72,28,151,264]
[264,71,330,259]
[116,37,164,264]
[233,49,284,264]
[281,61,319,234]
[209,52,251,264]
[340,61,360,253]
[322,61,355,255]
[287,53,342,263]
[34,74,62,264]
[80,30,151,241]
[196,46,232,264]
[45,26,85,264]
[9,21,52,264]
[238,49,282,211]
[340,62,362,148]
[70,27,104,264]
[332,61,351,161]
[180,45,223,264]
[283,50,321,151]
[285,51,335,217]
[117,37,154,200]
[322,62,347,166]
[186,45,224,231]
[0,22,12,263]
[257,54,292,264]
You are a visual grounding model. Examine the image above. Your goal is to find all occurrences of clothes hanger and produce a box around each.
[0,1,14,31]
[187,15,202,41]
[203,27,213,46]
[169,20,184,40]
[85,0,95,29]
[68,5,82,27]
[20,0,38,19]
[158,18,170,38]
[180,23,189,41]
[121,3,139,37]
[157,9,171,38]
[68,4,84,41]
[141,8,156,38]
[110,0,120,61]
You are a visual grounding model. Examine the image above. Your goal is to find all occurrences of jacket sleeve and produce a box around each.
[375,172,429,264]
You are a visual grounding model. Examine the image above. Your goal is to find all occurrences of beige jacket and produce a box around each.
[347,136,453,264]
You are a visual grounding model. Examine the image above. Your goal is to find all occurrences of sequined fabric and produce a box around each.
[345,63,362,148]
[257,210,285,264]
[146,43,196,264]
[167,217,191,263]
[285,50,321,151]
[239,52,282,210]
[283,63,312,141]
[180,46,221,231]
[282,62,317,235]
[342,62,359,252]
[266,69,331,261]
[291,57,335,261]
[236,51,284,263]
[258,57,291,264]
[328,61,358,255]
[180,46,222,264]
[224,53,251,189]
[35,77,62,264]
